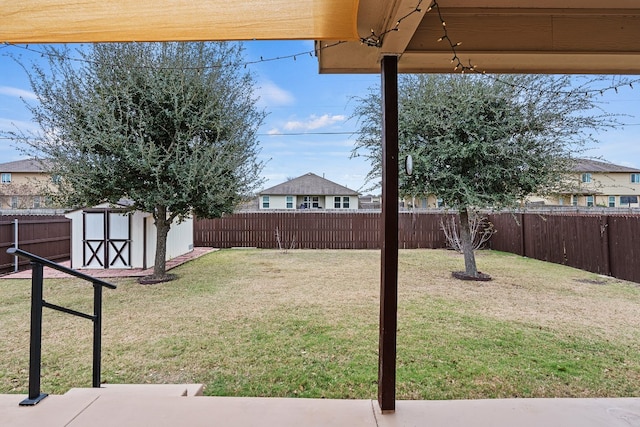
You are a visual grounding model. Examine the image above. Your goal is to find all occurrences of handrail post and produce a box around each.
[8,247,116,407]
[92,282,103,388]
[20,261,48,406]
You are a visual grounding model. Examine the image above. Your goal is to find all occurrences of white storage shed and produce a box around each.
[65,202,193,269]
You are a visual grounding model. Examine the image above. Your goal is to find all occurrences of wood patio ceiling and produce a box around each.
[318,0,640,74]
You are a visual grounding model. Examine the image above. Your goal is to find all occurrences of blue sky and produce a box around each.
[1,40,639,194]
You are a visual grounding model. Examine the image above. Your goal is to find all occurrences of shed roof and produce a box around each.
[572,158,640,173]
[259,173,359,196]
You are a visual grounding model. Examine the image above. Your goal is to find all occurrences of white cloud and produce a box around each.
[266,128,282,135]
[0,117,39,134]
[283,114,346,131]
[255,81,295,107]
[0,86,37,100]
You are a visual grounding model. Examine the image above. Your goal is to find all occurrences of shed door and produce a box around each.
[107,212,131,268]
[83,210,131,268]
[83,212,105,268]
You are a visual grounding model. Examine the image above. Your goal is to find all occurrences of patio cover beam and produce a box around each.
[0,0,359,43]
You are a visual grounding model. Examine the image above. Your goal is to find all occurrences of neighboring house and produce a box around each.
[401,195,443,210]
[359,194,382,210]
[258,173,359,210]
[537,158,640,208]
[0,158,58,209]
[402,158,640,210]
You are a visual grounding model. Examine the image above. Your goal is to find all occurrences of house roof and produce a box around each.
[2,1,639,74]
[259,173,359,196]
[571,158,640,174]
[0,158,49,173]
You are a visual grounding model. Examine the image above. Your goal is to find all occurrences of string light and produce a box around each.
[356,0,640,96]
[1,41,346,71]
[424,1,640,96]
[2,2,639,98]
[429,1,479,73]
[357,0,479,73]
[359,0,426,47]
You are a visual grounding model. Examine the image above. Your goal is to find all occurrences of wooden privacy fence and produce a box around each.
[0,215,71,275]
[2,211,638,283]
[195,211,640,284]
[488,212,640,284]
[194,211,456,250]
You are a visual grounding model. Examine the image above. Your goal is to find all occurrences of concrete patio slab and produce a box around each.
[63,383,204,398]
[2,386,640,427]
[0,393,99,427]
[374,398,640,427]
[67,395,377,427]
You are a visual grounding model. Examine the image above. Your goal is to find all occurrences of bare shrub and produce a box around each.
[275,227,296,254]
[441,213,495,252]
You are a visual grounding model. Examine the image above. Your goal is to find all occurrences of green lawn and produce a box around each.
[1,249,639,399]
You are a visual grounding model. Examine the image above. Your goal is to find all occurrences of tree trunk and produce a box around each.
[152,205,171,280]
[459,208,479,277]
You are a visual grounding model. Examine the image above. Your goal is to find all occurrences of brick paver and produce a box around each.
[0,247,217,280]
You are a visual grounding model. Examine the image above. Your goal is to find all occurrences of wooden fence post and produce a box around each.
[520,213,526,257]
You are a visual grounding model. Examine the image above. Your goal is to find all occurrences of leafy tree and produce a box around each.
[353,74,618,279]
[11,42,265,281]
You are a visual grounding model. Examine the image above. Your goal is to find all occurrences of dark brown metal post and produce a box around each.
[520,213,526,257]
[20,262,48,406]
[378,55,399,413]
[92,282,103,388]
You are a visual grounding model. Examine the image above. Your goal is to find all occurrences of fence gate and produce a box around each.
[83,210,131,268]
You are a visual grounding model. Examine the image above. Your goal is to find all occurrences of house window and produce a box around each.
[1,173,11,183]
[586,195,594,207]
[262,195,270,209]
[558,197,564,206]
[342,197,350,209]
[303,196,320,209]
[631,173,640,183]
[608,196,616,207]
[33,196,41,209]
[581,173,592,183]
[437,198,444,208]
[11,196,18,209]
[334,196,341,208]
[620,196,639,206]
[571,195,578,206]
[286,196,293,209]
[421,199,427,209]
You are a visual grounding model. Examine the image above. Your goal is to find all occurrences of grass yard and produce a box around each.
[1,248,639,399]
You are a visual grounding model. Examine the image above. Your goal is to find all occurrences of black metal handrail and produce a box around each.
[6,247,116,406]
